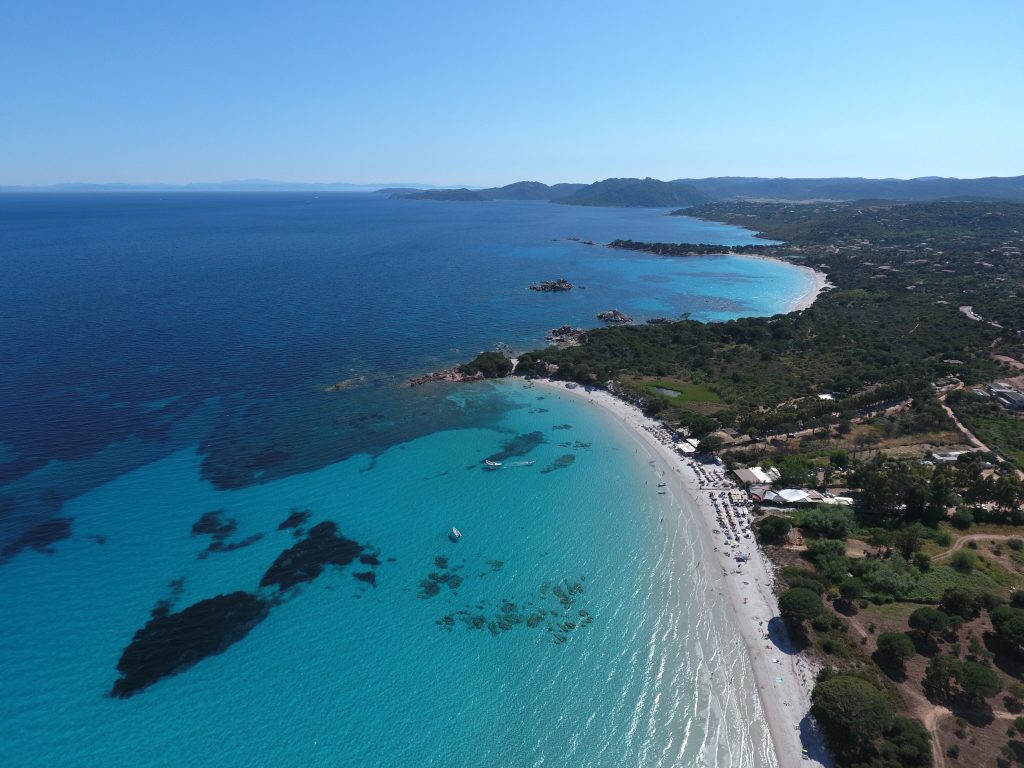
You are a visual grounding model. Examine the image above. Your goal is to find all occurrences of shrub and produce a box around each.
[754,515,791,545]
[951,508,974,529]
[811,676,895,762]
[908,606,949,635]
[951,550,977,573]
[798,506,855,539]
[788,577,826,594]
[958,660,1002,702]
[876,632,916,664]
[839,578,866,601]
[992,605,1024,649]
[779,588,824,621]
[942,587,984,619]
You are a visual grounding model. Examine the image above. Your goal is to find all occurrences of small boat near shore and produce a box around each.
[484,460,502,469]
[449,527,462,542]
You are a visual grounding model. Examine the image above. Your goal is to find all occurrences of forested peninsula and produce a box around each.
[459,200,1024,768]
[391,175,1024,207]
[392,177,708,206]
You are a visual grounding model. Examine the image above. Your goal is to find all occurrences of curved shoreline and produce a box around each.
[526,378,830,768]
[726,252,831,313]
[784,261,831,313]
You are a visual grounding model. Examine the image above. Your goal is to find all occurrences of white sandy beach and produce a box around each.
[531,378,830,768]
[788,263,832,312]
[731,253,831,313]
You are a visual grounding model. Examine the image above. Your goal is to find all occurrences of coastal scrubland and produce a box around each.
[462,200,1024,767]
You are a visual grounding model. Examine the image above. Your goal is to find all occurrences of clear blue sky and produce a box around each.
[2,0,1022,185]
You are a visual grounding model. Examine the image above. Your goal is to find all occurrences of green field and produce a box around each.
[642,380,722,403]
[905,565,999,602]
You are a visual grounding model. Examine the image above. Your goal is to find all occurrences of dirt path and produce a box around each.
[936,382,994,453]
[993,354,1024,372]
[931,533,1016,562]
[842,612,947,768]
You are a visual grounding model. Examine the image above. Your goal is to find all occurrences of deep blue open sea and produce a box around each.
[0,193,805,767]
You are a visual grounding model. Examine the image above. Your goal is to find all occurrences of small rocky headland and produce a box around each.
[597,309,632,324]
[545,325,586,348]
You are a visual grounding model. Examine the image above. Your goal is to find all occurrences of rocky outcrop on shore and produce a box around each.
[597,309,633,324]
[407,367,484,387]
[545,325,586,348]
[529,278,573,292]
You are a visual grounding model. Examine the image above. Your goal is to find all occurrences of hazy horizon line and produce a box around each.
[3,172,1024,192]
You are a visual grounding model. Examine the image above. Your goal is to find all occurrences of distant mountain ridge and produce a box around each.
[6,174,1024,204]
[673,175,1024,202]
[393,181,586,202]
[391,178,709,207]
[552,177,710,207]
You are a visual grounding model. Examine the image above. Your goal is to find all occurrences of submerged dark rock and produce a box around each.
[485,431,545,464]
[192,510,262,558]
[111,591,270,698]
[1,517,73,561]
[540,454,576,474]
[202,533,263,557]
[354,571,377,587]
[278,509,311,531]
[192,510,236,538]
[259,521,366,591]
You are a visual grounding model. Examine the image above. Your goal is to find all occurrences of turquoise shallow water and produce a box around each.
[0,381,772,767]
[0,195,802,766]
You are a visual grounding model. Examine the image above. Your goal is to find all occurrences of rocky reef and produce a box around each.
[430,565,593,644]
[110,591,270,698]
[1,516,73,561]
[259,521,367,591]
[191,509,263,558]
[529,278,573,292]
[111,510,381,698]
[485,431,545,464]
[541,454,576,474]
[324,374,366,393]
[597,309,633,324]
[277,508,311,534]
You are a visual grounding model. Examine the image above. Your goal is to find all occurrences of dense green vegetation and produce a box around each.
[948,389,1024,467]
[811,673,932,767]
[457,351,514,378]
[394,175,1024,205]
[516,202,1024,451]
[637,379,722,403]
[674,175,1024,203]
[504,200,1024,764]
